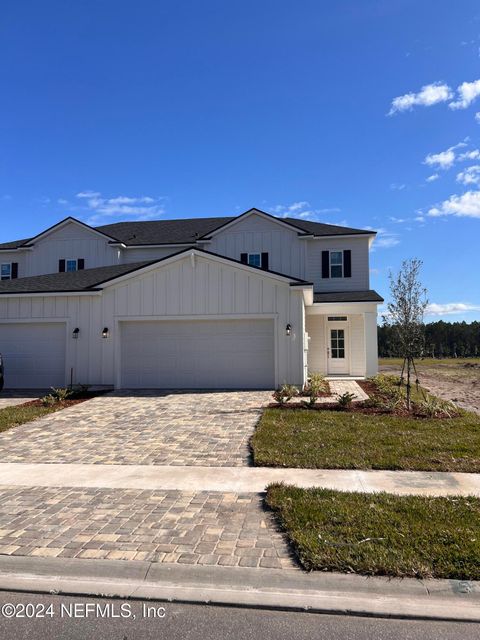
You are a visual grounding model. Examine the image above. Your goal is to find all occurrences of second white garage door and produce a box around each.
[120,319,275,389]
[0,322,66,389]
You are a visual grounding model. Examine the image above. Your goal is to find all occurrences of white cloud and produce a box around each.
[449,79,480,109]
[272,201,341,221]
[388,82,452,115]
[390,183,406,191]
[428,189,480,218]
[476,112,480,123]
[456,165,480,186]
[371,228,400,249]
[426,174,439,182]
[57,198,69,205]
[423,141,467,170]
[74,191,166,224]
[458,149,480,161]
[425,302,480,316]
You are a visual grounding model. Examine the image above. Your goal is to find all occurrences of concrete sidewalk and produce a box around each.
[0,555,478,622]
[0,462,479,496]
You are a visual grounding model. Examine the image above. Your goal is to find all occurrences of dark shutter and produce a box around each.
[343,250,352,278]
[11,263,18,279]
[240,253,248,264]
[59,259,65,273]
[321,251,330,278]
[78,259,85,270]
[261,252,269,270]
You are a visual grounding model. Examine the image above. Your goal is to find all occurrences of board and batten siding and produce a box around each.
[0,253,305,387]
[207,214,307,281]
[306,236,370,291]
[23,222,120,276]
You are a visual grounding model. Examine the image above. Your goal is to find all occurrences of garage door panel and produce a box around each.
[121,319,275,389]
[0,323,66,388]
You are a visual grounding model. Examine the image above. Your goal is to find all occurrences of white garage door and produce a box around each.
[120,319,275,389]
[0,323,66,389]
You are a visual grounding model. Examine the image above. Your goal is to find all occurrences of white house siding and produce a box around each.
[207,214,307,281]
[306,236,370,291]
[0,253,306,388]
[23,222,120,276]
[305,313,366,376]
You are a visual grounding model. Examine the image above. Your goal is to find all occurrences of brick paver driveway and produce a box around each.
[0,487,295,569]
[0,390,271,466]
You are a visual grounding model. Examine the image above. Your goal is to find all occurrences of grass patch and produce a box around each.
[266,484,480,579]
[0,403,60,434]
[252,408,480,472]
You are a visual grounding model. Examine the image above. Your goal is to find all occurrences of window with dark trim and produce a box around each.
[1,263,11,280]
[321,249,352,279]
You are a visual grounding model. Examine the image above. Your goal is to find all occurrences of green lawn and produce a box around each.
[252,408,480,472]
[0,403,64,434]
[266,484,480,579]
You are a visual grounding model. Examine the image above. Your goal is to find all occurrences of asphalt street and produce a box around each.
[0,591,478,639]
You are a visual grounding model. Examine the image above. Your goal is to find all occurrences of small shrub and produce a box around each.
[303,373,328,407]
[41,387,73,406]
[272,384,299,406]
[413,397,460,419]
[368,374,403,399]
[337,391,356,410]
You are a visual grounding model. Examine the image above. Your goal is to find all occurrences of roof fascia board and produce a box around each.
[121,242,195,249]
[300,232,377,240]
[0,290,102,298]
[308,301,380,314]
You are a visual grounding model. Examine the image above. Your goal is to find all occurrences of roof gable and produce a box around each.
[21,217,118,246]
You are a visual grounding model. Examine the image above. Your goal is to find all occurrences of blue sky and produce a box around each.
[1,0,479,321]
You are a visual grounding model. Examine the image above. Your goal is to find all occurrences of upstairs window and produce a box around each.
[59,259,85,273]
[240,253,269,270]
[330,251,343,278]
[1,263,17,280]
[247,253,261,267]
[321,250,352,279]
[66,259,78,272]
[1,263,11,280]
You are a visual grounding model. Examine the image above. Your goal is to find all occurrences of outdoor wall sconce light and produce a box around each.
[72,328,80,339]
[286,323,292,337]
[102,327,109,339]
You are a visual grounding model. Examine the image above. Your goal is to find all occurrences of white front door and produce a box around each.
[327,322,349,375]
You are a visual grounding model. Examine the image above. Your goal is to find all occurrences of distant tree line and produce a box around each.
[378,320,480,358]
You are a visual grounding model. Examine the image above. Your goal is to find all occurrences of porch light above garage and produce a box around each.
[102,327,109,339]
[72,327,80,339]
[286,323,292,336]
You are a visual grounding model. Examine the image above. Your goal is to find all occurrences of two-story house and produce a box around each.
[0,208,382,389]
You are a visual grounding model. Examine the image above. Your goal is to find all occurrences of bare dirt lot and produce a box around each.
[379,358,480,415]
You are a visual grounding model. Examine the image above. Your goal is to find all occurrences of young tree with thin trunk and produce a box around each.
[384,258,428,410]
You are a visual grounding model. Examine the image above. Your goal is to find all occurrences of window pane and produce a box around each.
[338,347,345,358]
[1,263,12,280]
[66,260,77,272]
[330,251,343,265]
[248,254,261,267]
[331,265,342,278]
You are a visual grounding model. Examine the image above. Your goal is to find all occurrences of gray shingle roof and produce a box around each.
[0,261,154,294]
[0,211,375,249]
[313,290,384,303]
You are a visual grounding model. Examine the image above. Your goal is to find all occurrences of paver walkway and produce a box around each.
[0,390,271,466]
